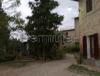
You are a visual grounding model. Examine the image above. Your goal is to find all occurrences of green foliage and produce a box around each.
[0,0,22,49]
[69,64,100,76]
[6,39,22,53]
[45,45,65,60]
[0,0,23,50]
[74,52,82,62]
[4,54,16,61]
[2,0,20,9]
[11,12,25,31]
[15,53,22,59]
[65,44,80,54]
[0,56,2,63]
[30,43,65,60]
[0,60,33,68]
[0,3,10,48]
[0,53,22,63]
[0,51,6,62]
[25,0,63,60]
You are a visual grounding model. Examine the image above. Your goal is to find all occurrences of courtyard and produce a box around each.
[0,55,90,76]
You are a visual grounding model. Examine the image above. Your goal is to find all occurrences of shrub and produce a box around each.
[0,56,2,63]
[31,43,65,61]
[4,54,16,61]
[0,52,7,62]
[65,44,80,54]
[15,53,22,60]
[74,52,82,62]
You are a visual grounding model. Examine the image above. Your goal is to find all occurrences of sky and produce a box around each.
[3,0,79,41]
[17,0,79,31]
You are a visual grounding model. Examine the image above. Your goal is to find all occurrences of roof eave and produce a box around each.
[72,0,79,2]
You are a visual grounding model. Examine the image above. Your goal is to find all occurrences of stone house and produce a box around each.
[74,0,100,67]
[59,17,79,49]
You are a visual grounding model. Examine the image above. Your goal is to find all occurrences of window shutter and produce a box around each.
[89,0,92,11]
[86,0,92,12]
[83,36,87,59]
[86,0,89,12]
[94,33,99,59]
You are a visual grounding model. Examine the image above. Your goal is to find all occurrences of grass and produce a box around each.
[0,60,34,68]
[68,64,100,76]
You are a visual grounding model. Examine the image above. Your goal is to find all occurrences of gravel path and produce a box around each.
[0,54,90,76]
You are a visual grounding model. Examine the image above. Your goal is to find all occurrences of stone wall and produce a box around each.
[79,0,100,67]
[79,0,100,52]
[59,29,76,50]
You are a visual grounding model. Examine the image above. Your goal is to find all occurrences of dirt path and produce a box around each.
[0,54,90,76]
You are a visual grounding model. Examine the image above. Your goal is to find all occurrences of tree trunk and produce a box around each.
[43,45,45,60]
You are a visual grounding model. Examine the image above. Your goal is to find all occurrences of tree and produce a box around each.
[0,0,10,50]
[25,0,63,60]
[0,0,22,51]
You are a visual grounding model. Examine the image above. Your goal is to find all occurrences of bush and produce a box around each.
[15,53,22,60]
[0,52,7,62]
[65,44,80,54]
[31,43,65,61]
[0,56,2,63]
[4,54,16,61]
[0,52,18,62]
[74,52,82,62]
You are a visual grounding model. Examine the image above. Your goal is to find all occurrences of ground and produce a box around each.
[0,54,90,76]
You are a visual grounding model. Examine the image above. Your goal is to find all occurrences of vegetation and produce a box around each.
[0,0,24,52]
[0,60,33,68]
[0,0,10,50]
[25,0,63,60]
[63,44,80,54]
[74,52,82,64]
[69,64,100,76]
[0,51,22,63]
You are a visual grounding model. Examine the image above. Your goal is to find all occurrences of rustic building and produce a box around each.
[59,17,79,50]
[74,0,100,67]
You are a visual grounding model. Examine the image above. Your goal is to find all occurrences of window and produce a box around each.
[86,0,92,12]
[65,32,68,37]
[83,33,99,59]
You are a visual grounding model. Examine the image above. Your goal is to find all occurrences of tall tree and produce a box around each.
[0,0,21,51]
[25,0,63,60]
[0,0,10,50]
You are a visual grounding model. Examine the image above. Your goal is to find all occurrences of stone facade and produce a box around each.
[79,0,100,67]
[59,18,79,50]
[59,29,75,50]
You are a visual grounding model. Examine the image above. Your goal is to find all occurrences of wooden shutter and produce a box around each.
[83,36,87,59]
[89,0,92,11]
[86,0,89,12]
[94,33,99,59]
[86,0,92,12]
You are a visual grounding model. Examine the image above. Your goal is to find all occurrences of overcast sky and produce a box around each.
[17,0,79,31]
[3,0,79,41]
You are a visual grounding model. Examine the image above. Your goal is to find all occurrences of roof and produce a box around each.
[61,29,75,32]
[72,0,79,1]
[75,17,79,19]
